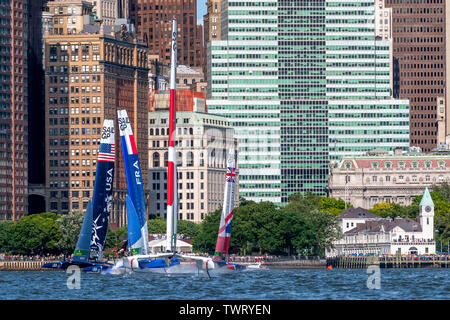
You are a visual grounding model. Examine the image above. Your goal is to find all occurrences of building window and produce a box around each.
[384,161,392,169]
[371,161,379,169]
[186,152,194,167]
[153,152,160,167]
[164,152,168,167]
[177,152,183,166]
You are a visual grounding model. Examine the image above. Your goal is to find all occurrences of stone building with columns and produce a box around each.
[328,148,450,209]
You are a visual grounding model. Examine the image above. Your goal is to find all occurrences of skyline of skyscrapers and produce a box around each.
[0,0,448,220]
[207,0,410,205]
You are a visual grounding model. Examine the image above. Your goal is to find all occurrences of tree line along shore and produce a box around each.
[1,183,449,259]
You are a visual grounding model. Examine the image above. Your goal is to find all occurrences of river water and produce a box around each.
[0,267,448,300]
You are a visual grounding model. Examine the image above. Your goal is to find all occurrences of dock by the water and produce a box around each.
[2,255,449,270]
[262,259,326,269]
[0,261,55,271]
[327,255,450,269]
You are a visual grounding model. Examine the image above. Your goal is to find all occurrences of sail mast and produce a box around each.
[88,119,116,262]
[166,18,178,253]
[214,149,236,262]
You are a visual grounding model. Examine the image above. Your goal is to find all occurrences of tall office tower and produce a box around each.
[202,0,221,77]
[0,0,28,220]
[128,0,204,68]
[44,2,149,226]
[207,0,410,205]
[385,0,446,152]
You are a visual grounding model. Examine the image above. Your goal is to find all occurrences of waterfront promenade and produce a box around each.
[327,254,450,269]
[1,254,449,270]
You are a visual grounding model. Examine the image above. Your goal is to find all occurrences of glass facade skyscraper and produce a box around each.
[207,0,409,205]
[0,0,28,220]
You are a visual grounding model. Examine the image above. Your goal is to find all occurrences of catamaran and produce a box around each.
[110,19,181,273]
[117,109,178,272]
[179,149,248,276]
[43,119,116,271]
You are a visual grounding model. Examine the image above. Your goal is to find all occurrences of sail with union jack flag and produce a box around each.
[214,148,237,262]
[226,167,236,183]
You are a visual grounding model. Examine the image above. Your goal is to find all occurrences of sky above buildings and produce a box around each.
[197,0,206,24]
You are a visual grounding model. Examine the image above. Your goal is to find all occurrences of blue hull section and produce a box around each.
[82,263,115,273]
[215,260,247,271]
[137,258,180,269]
[42,260,112,270]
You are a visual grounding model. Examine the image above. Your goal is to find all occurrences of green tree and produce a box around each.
[285,192,321,213]
[177,219,200,239]
[432,182,450,202]
[283,194,342,256]
[147,216,166,234]
[302,209,342,256]
[230,201,258,255]
[0,220,15,253]
[192,209,221,253]
[319,197,350,215]
[277,209,314,255]
[55,211,84,255]
[8,213,61,255]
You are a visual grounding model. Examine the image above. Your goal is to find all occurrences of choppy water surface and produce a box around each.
[0,267,448,300]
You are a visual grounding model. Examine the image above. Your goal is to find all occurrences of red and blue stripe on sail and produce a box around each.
[117,110,149,255]
[214,150,237,262]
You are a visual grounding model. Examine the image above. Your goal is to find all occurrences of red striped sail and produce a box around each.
[214,149,236,262]
[166,18,178,253]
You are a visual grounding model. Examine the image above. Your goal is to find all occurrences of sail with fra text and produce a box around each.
[117,110,149,255]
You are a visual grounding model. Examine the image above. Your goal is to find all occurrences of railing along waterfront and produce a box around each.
[327,254,450,269]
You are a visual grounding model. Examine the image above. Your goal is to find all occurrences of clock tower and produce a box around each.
[419,187,434,241]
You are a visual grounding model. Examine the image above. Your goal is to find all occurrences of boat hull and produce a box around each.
[42,260,113,271]
[122,256,180,271]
